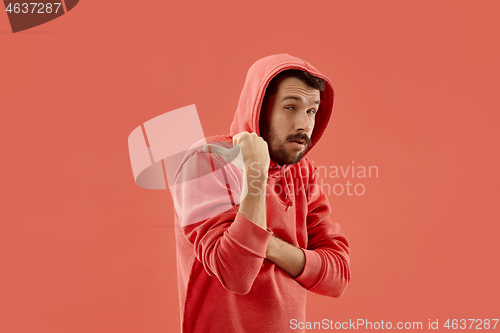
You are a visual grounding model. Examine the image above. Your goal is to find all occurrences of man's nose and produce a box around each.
[295,111,312,132]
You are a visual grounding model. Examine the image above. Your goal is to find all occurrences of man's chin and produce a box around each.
[271,149,307,166]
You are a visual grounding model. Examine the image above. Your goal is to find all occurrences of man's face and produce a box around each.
[260,76,321,165]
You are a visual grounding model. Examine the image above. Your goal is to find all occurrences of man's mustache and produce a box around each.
[286,133,312,147]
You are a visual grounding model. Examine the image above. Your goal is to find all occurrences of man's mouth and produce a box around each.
[286,134,311,150]
[288,139,306,149]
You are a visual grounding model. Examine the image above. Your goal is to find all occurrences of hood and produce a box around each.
[229,53,335,162]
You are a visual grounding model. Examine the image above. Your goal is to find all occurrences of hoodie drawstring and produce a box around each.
[278,165,293,211]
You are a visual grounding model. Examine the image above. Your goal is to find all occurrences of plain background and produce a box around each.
[1,1,499,332]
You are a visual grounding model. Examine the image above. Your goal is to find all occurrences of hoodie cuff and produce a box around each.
[295,249,323,289]
[227,213,273,258]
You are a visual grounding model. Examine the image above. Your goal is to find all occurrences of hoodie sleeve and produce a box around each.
[294,165,351,298]
[174,148,272,295]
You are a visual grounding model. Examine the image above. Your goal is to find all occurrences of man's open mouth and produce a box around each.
[288,139,306,148]
[290,139,305,145]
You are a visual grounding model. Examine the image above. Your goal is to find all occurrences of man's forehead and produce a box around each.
[280,95,321,105]
[276,77,321,104]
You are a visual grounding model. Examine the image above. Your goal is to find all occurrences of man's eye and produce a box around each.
[285,106,295,110]
[307,109,317,114]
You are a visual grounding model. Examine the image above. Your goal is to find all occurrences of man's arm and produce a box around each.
[265,214,350,298]
[265,163,350,297]
[175,133,272,295]
[236,161,267,230]
[207,131,269,230]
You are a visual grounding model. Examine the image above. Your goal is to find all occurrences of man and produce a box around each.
[173,54,350,332]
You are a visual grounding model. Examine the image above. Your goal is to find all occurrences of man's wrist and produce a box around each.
[244,172,267,197]
[265,236,278,260]
[244,168,268,181]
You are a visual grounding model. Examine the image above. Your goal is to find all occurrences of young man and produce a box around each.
[173,54,350,332]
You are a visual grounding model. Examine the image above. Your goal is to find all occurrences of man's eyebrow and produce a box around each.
[280,95,321,105]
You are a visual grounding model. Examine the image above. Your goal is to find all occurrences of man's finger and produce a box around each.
[232,131,249,145]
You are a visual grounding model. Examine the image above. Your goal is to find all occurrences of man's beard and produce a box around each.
[266,128,312,165]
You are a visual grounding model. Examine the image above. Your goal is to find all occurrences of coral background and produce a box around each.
[1,1,499,332]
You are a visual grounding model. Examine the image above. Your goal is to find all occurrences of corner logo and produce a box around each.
[3,0,78,33]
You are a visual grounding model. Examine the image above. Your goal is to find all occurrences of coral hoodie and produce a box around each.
[173,54,350,333]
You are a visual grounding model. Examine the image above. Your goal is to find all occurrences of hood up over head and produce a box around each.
[229,53,335,164]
